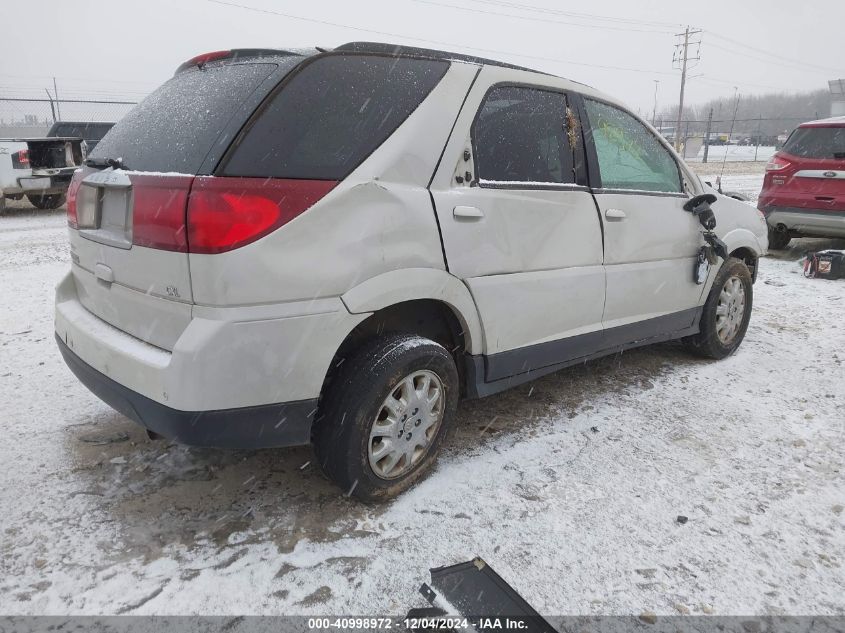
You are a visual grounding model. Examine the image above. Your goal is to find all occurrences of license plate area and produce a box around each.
[78,170,133,249]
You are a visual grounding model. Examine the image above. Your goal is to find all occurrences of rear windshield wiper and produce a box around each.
[84,157,129,170]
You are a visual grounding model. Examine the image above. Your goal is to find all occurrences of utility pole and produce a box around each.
[651,80,659,126]
[672,26,702,151]
[754,114,762,162]
[703,108,713,164]
[44,88,56,124]
[53,76,62,121]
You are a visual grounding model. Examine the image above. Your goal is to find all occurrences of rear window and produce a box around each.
[89,61,294,174]
[783,126,845,159]
[221,54,449,180]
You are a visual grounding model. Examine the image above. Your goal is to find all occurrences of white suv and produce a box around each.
[55,43,768,500]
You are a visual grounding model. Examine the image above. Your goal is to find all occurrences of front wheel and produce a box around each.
[27,193,66,210]
[313,333,459,502]
[685,257,753,360]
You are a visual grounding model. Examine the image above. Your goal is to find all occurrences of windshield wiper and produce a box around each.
[84,157,129,170]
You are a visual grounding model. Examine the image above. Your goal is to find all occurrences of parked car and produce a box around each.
[55,43,768,500]
[758,116,845,249]
[47,121,115,153]
[0,135,86,212]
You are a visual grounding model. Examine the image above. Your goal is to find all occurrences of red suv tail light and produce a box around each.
[186,177,337,254]
[765,155,792,171]
[11,149,29,169]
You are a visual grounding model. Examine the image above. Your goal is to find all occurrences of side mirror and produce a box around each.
[683,193,717,230]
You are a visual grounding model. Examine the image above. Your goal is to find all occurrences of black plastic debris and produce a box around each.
[410,557,557,633]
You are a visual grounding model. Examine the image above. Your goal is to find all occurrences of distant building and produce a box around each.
[831,79,845,116]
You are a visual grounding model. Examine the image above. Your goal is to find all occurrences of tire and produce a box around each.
[313,333,459,502]
[0,196,6,216]
[27,193,66,210]
[767,226,791,250]
[685,257,753,360]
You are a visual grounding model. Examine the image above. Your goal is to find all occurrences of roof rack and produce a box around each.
[335,41,551,76]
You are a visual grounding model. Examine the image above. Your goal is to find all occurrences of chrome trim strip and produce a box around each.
[794,169,845,179]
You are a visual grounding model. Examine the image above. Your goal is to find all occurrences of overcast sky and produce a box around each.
[1,0,843,115]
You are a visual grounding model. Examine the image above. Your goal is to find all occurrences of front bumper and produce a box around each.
[57,334,317,448]
[764,207,845,239]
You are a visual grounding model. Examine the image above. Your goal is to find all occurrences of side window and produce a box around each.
[583,99,681,193]
[473,86,574,185]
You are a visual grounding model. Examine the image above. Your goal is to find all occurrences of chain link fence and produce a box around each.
[0,98,137,138]
[0,97,813,164]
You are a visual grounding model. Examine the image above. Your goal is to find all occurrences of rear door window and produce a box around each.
[783,127,845,159]
[583,98,682,193]
[89,61,295,174]
[472,85,575,185]
[221,54,449,180]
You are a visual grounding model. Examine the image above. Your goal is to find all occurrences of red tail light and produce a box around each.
[131,175,194,252]
[765,155,792,171]
[186,177,337,254]
[11,149,29,169]
[66,171,82,228]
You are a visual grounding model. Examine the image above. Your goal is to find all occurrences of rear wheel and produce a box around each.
[313,333,459,502]
[685,257,753,360]
[27,193,66,210]
[767,226,791,250]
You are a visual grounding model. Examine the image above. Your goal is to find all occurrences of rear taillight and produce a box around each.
[131,175,194,252]
[11,149,29,169]
[186,177,337,254]
[765,155,792,171]
[66,171,82,228]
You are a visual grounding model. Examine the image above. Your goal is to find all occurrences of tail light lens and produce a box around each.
[66,171,83,228]
[765,156,792,171]
[130,175,195,251]
[11,149,29,169]
[186,177,337,254]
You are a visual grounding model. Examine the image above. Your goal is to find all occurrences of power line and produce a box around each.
[205,0,680,76]
[412,0,677,33]
[461,0,682,28]
[705,31,842,75]
[705,40,832,76]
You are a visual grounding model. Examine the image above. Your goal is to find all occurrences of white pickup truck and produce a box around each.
[0,136,86,213]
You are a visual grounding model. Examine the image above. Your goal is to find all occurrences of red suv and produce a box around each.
[758,117,845,249]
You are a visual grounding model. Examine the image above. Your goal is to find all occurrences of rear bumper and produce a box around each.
[763,207,845,238]
[57,333,317,448]
[8,169,75,195]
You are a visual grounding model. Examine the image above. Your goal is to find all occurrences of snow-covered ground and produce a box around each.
[1,184,844,617]
[687,145,776,163]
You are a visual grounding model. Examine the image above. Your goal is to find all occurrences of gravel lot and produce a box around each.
[1,172,843,616]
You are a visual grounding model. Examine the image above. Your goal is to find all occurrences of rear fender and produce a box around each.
[340,268,484,354]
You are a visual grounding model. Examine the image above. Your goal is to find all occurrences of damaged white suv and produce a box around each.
[55,42,768,500]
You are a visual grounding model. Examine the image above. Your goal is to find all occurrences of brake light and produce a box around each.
[175,50,231,74]
[11,149,29,169]
[66,171,82,229]
[765,156,792,171]
[186,177,337,254]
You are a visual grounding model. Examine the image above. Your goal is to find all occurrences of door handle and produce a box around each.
[605,208,627,220]
[453,205,484,219]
